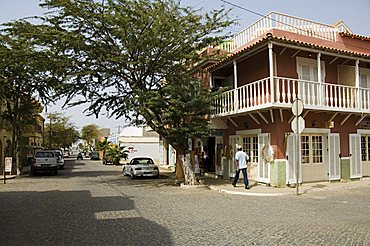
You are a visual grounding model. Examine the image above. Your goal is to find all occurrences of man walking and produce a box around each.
[232,146,250,189]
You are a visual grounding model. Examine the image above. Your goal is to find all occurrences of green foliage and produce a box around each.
[96,137,111,157]
[44,112,79,149]
[80,124,99,150]
[0,21,61,105]
[5,0,234,153]
[105,144,129,165]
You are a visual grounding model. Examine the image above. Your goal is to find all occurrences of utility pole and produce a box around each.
[49,116,52,149]
[2,134,6,184]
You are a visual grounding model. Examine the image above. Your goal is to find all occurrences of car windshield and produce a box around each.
[131,158,154,165]
[35,152,55,158]
[54,152,61,157]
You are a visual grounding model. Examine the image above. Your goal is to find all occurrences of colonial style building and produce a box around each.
[206,12,370,186]
[0,100,44,175]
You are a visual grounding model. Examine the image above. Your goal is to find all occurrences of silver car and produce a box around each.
[122,157,159,179]
[52,150,65,169]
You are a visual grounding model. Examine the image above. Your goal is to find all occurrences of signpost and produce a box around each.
[291,98,305,195]
[3,157,12,184]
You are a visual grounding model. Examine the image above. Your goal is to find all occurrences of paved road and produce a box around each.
[0,159,369,245]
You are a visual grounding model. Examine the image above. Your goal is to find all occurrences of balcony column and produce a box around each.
[268,42,274,102]
[233,60,238,111]
[317,52,322,105]
[355,59,360,108]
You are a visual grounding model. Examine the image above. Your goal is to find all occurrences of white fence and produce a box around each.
[217,12,341,53]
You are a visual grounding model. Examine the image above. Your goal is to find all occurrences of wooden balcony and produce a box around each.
[213,77,370,117]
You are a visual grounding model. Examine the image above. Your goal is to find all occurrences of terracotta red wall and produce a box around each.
[324,61,338,84]
[237,50,269,85]
[221,109,362,160]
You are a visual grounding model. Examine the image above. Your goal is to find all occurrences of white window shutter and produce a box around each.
[229,135,238,178]
[328,133,340,180]
[286,133,301,184]
[258,133,270,183]
[301,65,311,80]
[349,134,362,178]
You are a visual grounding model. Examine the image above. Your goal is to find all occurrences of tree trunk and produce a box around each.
[16,151,21,176]
[175,158,184,180]
[178,152,198,185]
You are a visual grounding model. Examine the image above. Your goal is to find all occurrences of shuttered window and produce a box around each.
[243,136,258,163]
[297,57,325,82]
[301,135,323,164]
[361,136,370,161]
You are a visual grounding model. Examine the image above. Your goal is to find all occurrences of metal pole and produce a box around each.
[49,116,52,149]
[296,98,299,195]
[3,136,6,184]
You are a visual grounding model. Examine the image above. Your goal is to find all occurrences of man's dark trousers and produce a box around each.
[232,168,249,188]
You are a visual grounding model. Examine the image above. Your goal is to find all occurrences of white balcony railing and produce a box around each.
[217,12,339,53]
[213,77,369,116]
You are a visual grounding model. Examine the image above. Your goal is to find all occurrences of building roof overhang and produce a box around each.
[208,31,370,71]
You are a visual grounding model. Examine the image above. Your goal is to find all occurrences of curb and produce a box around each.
[0,175,16,180]
[180,183,208,189]
[209,185,289,197]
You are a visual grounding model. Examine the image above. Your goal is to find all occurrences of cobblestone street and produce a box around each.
[0,159,369,245]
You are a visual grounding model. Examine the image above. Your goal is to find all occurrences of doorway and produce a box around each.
[301,134,326,182]
[206,137,216,172]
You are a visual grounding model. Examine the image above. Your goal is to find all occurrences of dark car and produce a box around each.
[90,151,100,160]
[77,153,83,160]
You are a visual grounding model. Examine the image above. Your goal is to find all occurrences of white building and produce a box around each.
[118,126,176,166]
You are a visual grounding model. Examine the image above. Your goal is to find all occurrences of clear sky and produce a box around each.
[1,0,369,133]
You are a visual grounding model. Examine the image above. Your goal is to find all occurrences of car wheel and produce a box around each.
[130,170,135,179]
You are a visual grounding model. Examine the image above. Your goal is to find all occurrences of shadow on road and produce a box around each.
[0,189,174,245]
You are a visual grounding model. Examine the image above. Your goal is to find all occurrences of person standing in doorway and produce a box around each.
[232,146,250,189]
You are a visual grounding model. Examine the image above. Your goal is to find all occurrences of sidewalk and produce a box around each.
[203,175,370,196]
[159,166,370,196]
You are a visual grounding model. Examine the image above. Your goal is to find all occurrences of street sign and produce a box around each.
[5,157,12,173]
[292,99,304,116]
[291,116,305,134]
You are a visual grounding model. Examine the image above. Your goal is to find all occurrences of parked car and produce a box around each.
[77,153,83,160]
[122,157,159,179]
[102,153,114,165]
[31,150,58,175]
[52,150,65,169]
[90,151,100,160]
[63,150,70,158]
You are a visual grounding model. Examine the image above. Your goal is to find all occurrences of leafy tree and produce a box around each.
[80,124,99,151]
[0,14,63,174]
[0,92,41,174]
[44,112,79,149]
[7,0,234,184]
[96,137,111,159]
[105,144,128,165]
